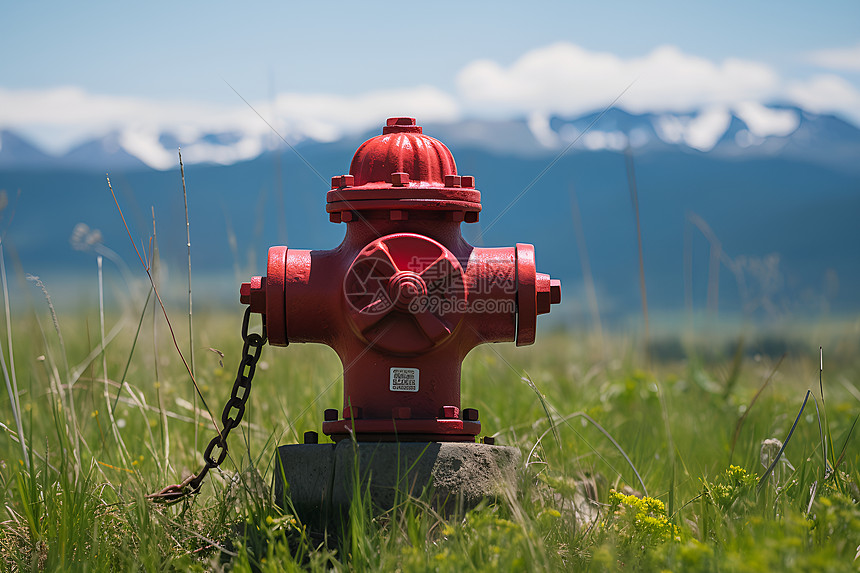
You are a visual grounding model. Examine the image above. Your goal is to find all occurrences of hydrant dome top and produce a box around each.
[327,118,482,223]
[350,117,455,187]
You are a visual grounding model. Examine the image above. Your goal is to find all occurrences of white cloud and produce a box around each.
[0,86,250,153]
[0,85,460,155]
[806,43,860,72]
[1,42,859,165]
[787,74,860,120]
[271,86,460,142]
[457,42,860,127]
[457,43,779,116]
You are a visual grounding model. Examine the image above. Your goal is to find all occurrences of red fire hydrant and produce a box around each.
[241,117,560,443]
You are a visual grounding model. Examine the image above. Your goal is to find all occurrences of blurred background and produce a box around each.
[1,0,858,339]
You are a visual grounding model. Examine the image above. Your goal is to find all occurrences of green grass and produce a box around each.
[1,297,859,571]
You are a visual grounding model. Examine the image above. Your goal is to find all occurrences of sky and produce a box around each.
[1,0,859,153]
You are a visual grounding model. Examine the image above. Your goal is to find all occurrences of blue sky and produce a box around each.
[2,0,858,152]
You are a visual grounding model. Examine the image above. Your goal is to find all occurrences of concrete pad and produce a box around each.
[273,444,335,529]
[275,441,520,526]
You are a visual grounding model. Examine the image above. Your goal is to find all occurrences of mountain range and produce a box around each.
[3,105,860,174]
[0,105,858,324]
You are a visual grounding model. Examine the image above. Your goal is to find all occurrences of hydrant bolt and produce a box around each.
[331,174,354,189]
[239,276,266,314]
[391,172,410,187]
[441,406,460,419]
[463,408,480,422]
[324,409,339,422]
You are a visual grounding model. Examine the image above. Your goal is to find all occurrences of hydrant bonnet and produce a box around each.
[327,117,481,224]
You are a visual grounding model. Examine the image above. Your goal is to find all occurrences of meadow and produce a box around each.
[0,261,858,573]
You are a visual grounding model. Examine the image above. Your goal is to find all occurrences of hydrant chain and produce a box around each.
[147,307,267,502]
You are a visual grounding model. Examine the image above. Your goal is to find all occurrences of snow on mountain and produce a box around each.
[734,102,800,138]
[121,128,269,170]
[654,107,733,151]
[545,105,803,154]
[0,105,857,172]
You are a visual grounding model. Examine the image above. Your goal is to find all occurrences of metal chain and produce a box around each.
[148,307,267,503]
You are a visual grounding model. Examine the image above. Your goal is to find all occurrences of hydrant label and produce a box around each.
[390,367,419,392]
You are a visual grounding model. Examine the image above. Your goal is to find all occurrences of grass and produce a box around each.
[0,281,858,571]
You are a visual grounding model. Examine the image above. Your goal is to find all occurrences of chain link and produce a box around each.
[148,307,267,503]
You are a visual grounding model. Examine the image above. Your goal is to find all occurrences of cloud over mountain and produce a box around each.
[1,42,859,162]
[787,74,860,116]
[457,44,778,115]
[0,85,459,160]
[456,43,860,123]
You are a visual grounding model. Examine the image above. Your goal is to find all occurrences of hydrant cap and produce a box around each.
[351,117,454,187]
[327,118,481,222]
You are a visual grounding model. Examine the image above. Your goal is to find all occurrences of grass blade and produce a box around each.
[0,297,26,468]
[757,390,810,492]
[575,410,648,497]
[111,287,153,414]
[107,175,222,443]
[97,255,132,472]
[730,353,785,462]
[833,411,859,473]
[722,335,745,400]
[523,374,560,449]
[818,346,836,473]
[0,238,26,468]
[811,392,832,475]
[28,274,81,473]
[179,149,198,452]
[527,409,649,497]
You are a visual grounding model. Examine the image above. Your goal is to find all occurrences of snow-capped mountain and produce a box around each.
[1,104,859,173]
[0,102,857,317]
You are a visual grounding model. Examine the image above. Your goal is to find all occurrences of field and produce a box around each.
[1,280,859,571]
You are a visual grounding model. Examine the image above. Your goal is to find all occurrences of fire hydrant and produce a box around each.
[241,117,561,442]
[242,117,560,521]
[242,117,560,442]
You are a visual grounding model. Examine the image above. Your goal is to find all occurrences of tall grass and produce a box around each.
[0,161,858,570]
[1,286,858,571]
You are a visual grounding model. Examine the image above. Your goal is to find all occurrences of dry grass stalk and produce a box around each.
[179,148,199,452]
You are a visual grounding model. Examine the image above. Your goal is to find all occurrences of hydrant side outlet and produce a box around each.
[241,117,561,442]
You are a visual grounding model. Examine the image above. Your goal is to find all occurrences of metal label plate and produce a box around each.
[390,367,419,392]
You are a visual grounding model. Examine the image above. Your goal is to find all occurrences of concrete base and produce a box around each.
[273,441,520,529]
